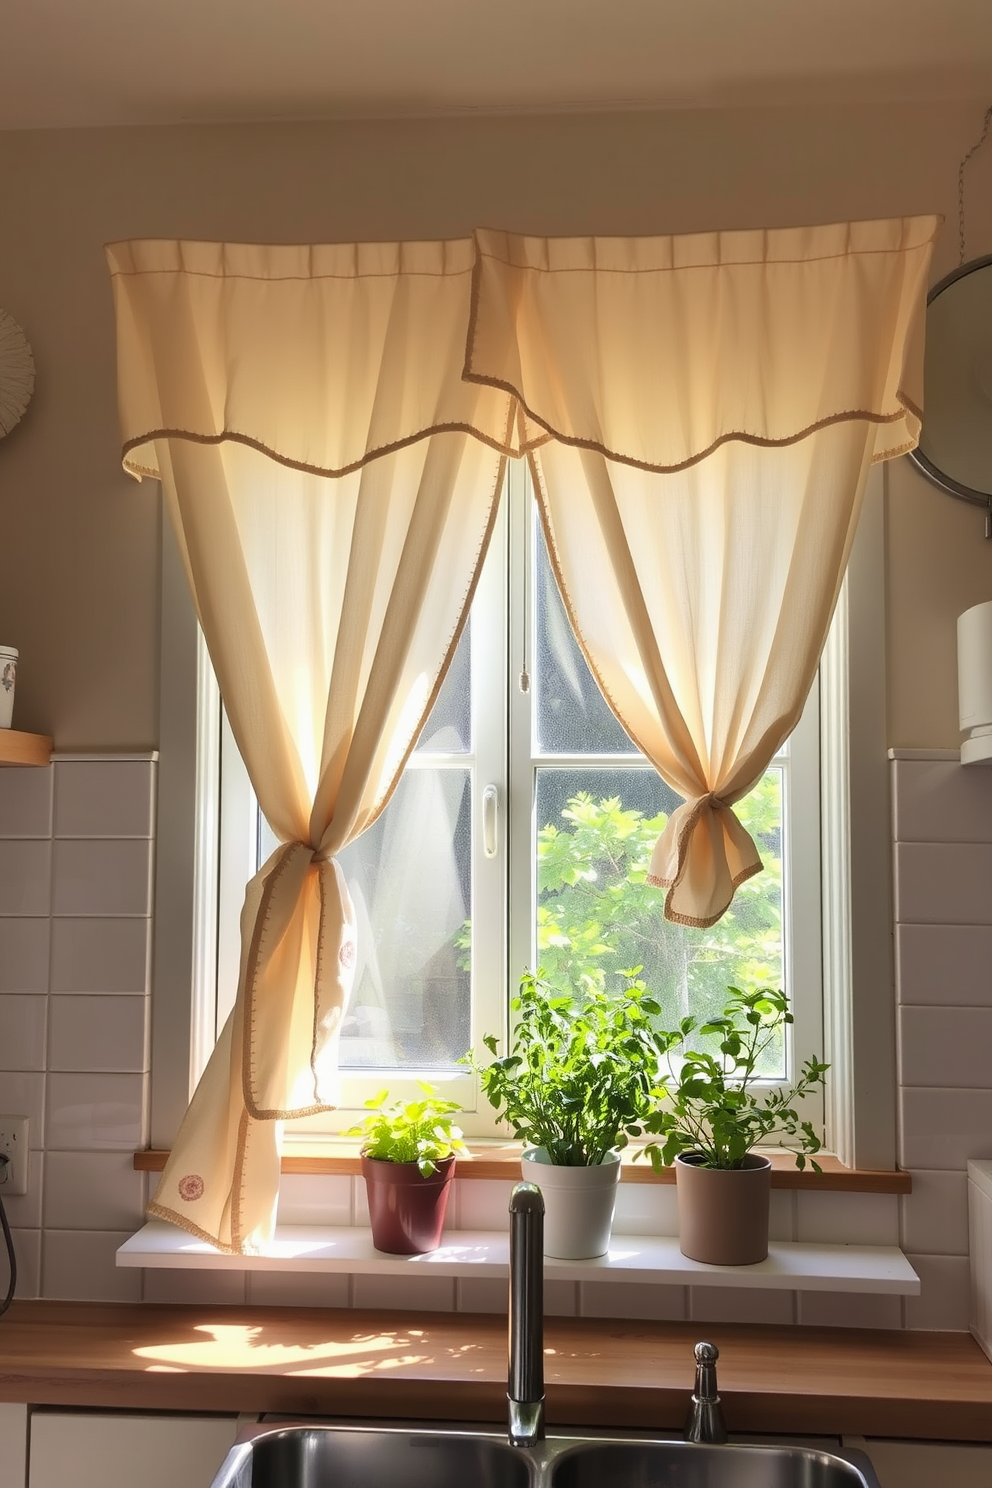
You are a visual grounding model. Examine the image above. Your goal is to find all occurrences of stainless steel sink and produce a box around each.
[549,1439,879,1488]
[209,1423,882,1488]
[212,1423,531,1488]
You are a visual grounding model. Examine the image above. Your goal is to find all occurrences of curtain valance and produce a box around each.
[464,218,936,470]
[107,237,518,483]
[107,215,936,485]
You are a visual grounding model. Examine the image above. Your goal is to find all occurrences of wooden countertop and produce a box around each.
[1,1302,990,1442]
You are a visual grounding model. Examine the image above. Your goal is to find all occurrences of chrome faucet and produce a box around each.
[684,1341,727,1444]
[507,1181,545,1447]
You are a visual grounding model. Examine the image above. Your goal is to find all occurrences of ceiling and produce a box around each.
[3,0,992,131]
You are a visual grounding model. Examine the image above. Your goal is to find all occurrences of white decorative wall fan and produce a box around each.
[0,309,35,437]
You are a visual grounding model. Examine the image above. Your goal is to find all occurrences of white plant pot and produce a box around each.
[0,647,16,729]
[520,1147,621,1259]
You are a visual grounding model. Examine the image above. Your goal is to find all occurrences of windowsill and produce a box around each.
[131,1144,913,1193]
[117,1220,920,1296]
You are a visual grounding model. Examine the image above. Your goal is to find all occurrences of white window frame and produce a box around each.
[150,461,893,1164]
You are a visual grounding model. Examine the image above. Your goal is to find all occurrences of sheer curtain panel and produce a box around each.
[465,218,938,925]
[107,239,511,1252]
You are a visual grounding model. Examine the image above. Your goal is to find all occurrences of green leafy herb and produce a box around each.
[465,968,664,1167]
[346,1082,468,1177]
[642,985,828,1172]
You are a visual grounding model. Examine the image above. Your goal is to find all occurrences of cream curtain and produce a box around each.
[106,239,512,1252]
[465,219,938,925]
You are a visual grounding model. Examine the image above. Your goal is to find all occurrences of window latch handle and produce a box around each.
[482,784,499,859]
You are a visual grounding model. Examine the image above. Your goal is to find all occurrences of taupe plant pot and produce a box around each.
[675,1152,772,1265]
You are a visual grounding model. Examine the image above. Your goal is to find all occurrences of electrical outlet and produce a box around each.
[0,1117,29,1197]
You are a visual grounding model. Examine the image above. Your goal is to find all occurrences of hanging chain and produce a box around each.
[958,103,992,265]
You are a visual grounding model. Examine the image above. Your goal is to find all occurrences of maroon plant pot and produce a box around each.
[675,1152,772,1266]
[361,1153,456,1255]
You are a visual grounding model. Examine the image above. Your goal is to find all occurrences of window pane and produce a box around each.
[414,614,471,754]
[535,526,637,755]
[260,766,473,1070]
[535,766,785,1077]
[336,766,473,1069]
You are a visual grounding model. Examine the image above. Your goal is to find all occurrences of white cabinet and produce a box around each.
[856,1438,992,1488]
[0,1405,28,1488]
[28,1412,238,1488]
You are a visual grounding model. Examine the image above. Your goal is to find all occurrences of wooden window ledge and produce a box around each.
[132,1145,911,1194]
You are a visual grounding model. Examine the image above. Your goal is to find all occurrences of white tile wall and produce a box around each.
[896,924,992,1005]
[0,994,47,1069]
[892,756,992,1338]
[50,917,151,995]
[969,1162,992,1361]
[51,839,152,917]
[0,841,52,916]
[0,758,154,1303]
[42,1228,142,1301]
[48,994,149,1073]
[796,1291,904,1329]
[0,751,982,1331]
[0,918,50,992]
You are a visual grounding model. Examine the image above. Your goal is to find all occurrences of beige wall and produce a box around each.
[1,101,990,748]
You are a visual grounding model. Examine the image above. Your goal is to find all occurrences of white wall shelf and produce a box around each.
[118,1223,919,1295]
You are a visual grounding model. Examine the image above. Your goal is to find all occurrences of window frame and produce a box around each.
[150,461,892,1164]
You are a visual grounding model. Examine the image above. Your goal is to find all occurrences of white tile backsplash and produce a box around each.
[50,917,151,994]
[0,759,156,1304]
[796,1192,899,1246]
[247,1271,351,1308]
[689,1286,794,1325]
[0,765,53,838]
[43,1150,146,1231]
[0,1070,46,1145]
[453,1177,514,1231]
[0,993,47,1069]
[455,1277,506,1313]
[0,917,50,992]
[10,1227,41,1298]
[276,1172,352,1227]
[614,1180,680,1237]
[899,1006,992,1088]
[0,840,51,915]
[903,1253,971,1331]
[52,839,153,916]
[48,994,149,1073]
[42,1228,141,1302]
[0,1149,43,1228]
[0,751,985,1330]
[894,842,992,925]
[892,759,992,844]
[579,1280,687,1321]
[54,760,155,839]
[899,1087,992,1171]
[141,1267,247,1306]
[796,1291,903,1329]
[900,1169,970,1256]
[896,924,992,1005]
[46,1071,147,1151]
[351,1273,456,1312]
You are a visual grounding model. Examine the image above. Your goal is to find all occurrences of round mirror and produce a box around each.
[908,254,992,508]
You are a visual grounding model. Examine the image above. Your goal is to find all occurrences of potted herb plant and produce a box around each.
[347,1083,468,1255]
[643,985,828,1266]
[467,970,663,1259]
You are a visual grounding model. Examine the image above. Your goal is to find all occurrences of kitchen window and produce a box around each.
[189,458,824,1141]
